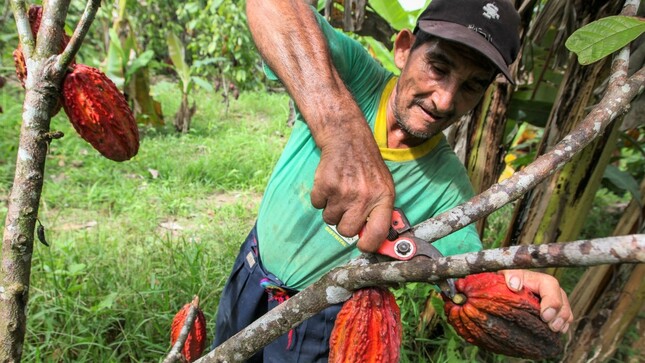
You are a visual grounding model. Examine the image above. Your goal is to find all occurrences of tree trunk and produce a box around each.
[464,84,513,235]
[502,1,625,249]
[562,178,645,362]
[2,1,99,359]
[174,92,196,133]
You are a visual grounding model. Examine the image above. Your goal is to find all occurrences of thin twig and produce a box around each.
[163,296,200,363]
[10,0,34,58]
[56,0,101,72]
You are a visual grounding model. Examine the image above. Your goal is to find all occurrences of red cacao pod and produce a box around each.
[170,298,208,363]
[442,272,563,360]
[329,287,402,363]
[61,64,139,161]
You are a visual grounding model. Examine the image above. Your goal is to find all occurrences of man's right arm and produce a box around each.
[246,0,394,252]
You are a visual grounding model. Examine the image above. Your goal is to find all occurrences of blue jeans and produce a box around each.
[213,225,341,362]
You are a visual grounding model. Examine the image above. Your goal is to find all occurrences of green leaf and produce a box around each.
[125,50,155,80]
[603,164,642,205]
[566,16,645,65]
[363,37,398,74]
[191,76,214,92]
[67,263,86,275]
[166,32,192,92]
[93,292,118,312]
[507,98,553,127]
[369,0,417,30]
[108,29,125,66]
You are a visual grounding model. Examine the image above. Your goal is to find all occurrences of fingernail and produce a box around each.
[509,276,521,290]
[542,308,556,322]
[550,318,564,331]
[562,323,570,333]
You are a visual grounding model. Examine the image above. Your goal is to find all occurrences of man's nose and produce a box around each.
[431,80,458,114]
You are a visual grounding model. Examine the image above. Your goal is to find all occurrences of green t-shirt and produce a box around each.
[257,11,481,291]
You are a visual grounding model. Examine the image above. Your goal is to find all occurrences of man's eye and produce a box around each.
[429,63,447,76]
[463,81,487,93]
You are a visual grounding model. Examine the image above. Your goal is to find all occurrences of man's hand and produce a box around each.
[307,98,395,253]
[500,269,573,333]
[311,134,395,253]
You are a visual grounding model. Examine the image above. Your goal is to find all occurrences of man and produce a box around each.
[214,0,574,361]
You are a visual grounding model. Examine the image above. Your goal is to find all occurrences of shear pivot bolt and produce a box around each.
[396,241,412,255]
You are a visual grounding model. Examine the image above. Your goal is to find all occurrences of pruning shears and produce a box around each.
[364,208,457,299]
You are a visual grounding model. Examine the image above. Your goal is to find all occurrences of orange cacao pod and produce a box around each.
[329,287,402,363]
[61,64,139,161]
[170,299,207,363]
[442,272,563,359]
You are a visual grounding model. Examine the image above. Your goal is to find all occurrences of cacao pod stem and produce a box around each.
[165,296,208,363]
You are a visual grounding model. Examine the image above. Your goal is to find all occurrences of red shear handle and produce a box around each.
[359,208,417,261]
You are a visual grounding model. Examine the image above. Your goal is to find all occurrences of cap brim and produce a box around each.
[417,20,514,84]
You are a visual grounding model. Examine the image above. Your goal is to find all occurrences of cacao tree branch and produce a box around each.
[57,0,101,71]
[10,0,34,58]
[163,297,200,363]
[1,1,80,361]
[201,235,645,363]
[35,0,71,59]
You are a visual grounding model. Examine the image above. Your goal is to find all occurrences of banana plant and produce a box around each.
[166,31,214,133]
[104,0,163,126]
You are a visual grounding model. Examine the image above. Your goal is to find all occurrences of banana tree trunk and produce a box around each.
[562,178,645,362]
[463,84,513,235]
[174,92,196,133]
[502,0,625,249]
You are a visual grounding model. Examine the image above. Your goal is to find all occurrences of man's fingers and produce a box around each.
[310,184,327,210]
[501,270,573,333]
[356,205,392,253]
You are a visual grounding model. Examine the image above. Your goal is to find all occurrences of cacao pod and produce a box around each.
[442,272,563,360]
[61,64,139,161]
[170,297,207,363]
[329,287,402,363]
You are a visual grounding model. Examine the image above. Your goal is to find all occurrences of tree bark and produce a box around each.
[1,1,100,361]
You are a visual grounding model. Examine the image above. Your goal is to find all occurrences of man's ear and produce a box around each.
[394,29,415,70]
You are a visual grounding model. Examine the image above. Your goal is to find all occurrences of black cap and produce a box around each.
[414,0,521,83]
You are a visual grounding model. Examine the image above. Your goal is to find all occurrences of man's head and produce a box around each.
[414,0,521,83]
[388,0,520,142]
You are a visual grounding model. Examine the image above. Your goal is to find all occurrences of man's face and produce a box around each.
[391,32,496,140]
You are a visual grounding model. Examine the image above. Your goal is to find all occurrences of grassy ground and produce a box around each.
[0,80,625,362]
[1,81,291,361]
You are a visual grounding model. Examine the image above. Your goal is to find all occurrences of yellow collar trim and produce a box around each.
[375,77,443,162]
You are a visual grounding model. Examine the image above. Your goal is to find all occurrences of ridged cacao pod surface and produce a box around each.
[61,64,139,161]
[442,272,563,360]
[329,287,402,363]
[170,300,207,363]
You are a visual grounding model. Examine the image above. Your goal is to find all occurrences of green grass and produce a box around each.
[1,80,291,361]
[0,79,627,362]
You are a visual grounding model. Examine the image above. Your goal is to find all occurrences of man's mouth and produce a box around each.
[416,103,443,124]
